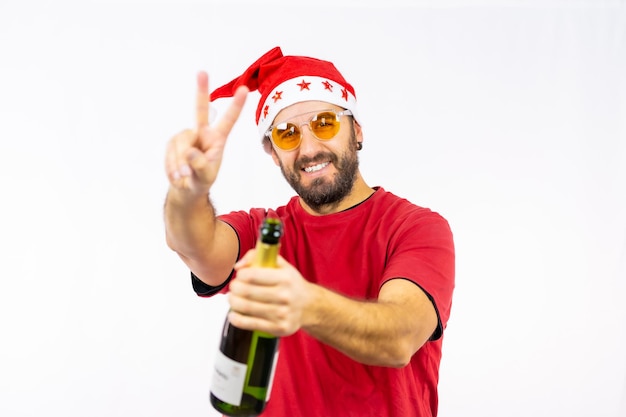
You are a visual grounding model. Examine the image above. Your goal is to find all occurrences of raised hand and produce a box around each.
[165,71,248,196]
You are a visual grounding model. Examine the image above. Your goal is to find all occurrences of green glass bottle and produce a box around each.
[210,217,283,416]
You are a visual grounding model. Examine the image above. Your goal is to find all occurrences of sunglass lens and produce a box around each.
[310,111,340,139]
[272,123,301,150]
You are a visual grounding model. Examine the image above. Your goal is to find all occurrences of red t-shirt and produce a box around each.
[197,187,455,416]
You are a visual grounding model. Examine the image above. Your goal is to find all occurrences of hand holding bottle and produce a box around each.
[228,250,315,337]
[165,71,248,197]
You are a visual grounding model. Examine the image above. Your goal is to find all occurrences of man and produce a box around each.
[164,46,455,416]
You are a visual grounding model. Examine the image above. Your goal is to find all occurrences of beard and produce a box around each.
[277,128,359,212]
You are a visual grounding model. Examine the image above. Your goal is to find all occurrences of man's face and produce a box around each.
[269,101,362,212]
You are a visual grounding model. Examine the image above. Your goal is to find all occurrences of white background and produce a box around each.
[1,1,625,416]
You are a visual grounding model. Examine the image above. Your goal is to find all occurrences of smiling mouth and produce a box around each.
[303,162,330,173]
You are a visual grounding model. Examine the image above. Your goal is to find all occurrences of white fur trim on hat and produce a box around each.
[257,75,359,140]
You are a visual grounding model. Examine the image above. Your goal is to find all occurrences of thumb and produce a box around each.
[234,249,258,270]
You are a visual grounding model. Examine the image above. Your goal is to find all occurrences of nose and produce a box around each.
[297,124,325,155]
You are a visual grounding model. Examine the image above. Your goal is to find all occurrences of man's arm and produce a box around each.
[163,71,248,284]
[302,278,437,367]
[164,189,239,286]
[227,252,439,368]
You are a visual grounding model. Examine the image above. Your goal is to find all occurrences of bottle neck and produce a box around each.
[254,241,280,268]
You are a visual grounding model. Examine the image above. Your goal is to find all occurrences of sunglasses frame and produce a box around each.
[264,109,353,151]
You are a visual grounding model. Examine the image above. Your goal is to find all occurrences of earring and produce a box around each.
[356,142,363,151]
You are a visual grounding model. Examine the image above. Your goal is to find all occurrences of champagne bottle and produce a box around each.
[210,217,283,416]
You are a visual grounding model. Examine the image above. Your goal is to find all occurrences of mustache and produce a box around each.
[296,152,337,170]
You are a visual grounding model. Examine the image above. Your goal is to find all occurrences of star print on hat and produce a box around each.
[210,46,359,151]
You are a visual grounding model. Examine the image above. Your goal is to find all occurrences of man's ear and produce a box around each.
[270,147,281,167]
[354,120,364,143]
[262,137,280,166]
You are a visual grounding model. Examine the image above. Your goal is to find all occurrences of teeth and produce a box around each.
[304,162,329,173]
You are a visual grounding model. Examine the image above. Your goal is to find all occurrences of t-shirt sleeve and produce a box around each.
[382,211,455,341]
[190,271,232,297]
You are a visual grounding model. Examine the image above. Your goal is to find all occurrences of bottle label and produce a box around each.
[210,349,247,406]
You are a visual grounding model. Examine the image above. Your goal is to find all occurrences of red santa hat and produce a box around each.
[210,46,359,152]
